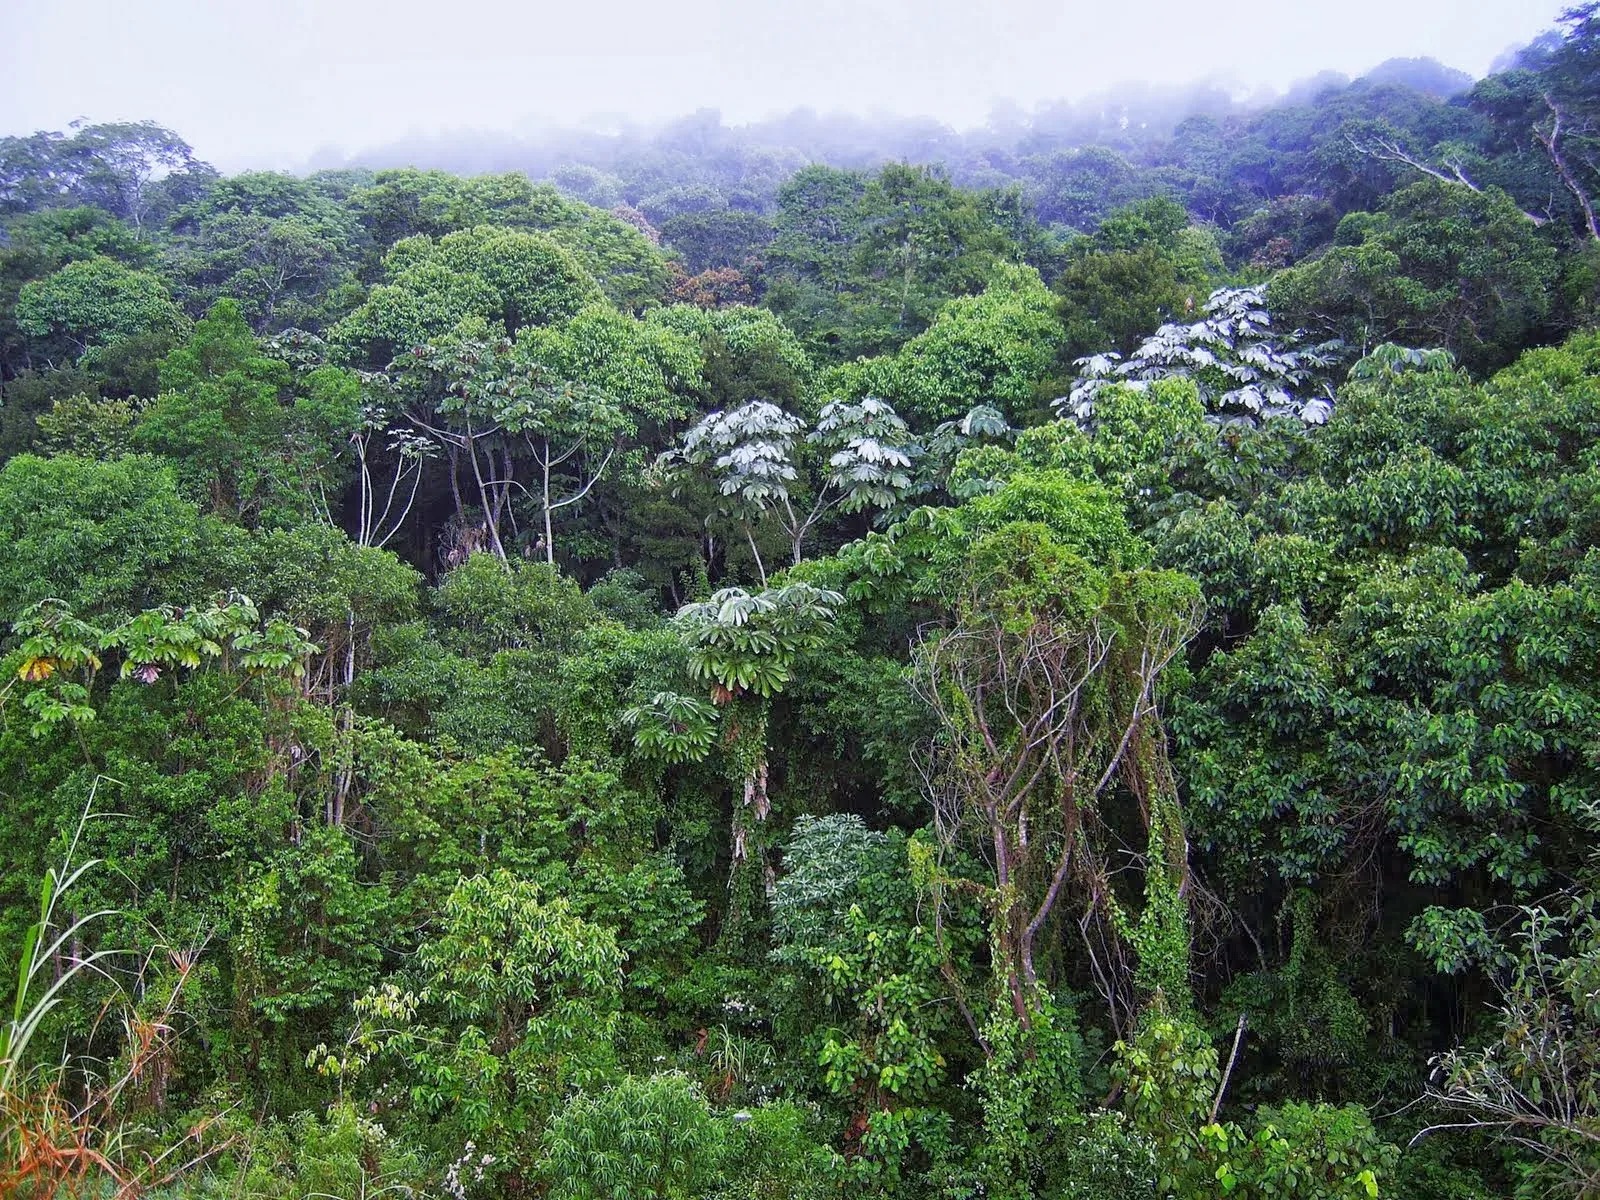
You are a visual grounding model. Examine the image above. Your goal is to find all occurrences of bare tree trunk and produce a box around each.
[448,445,465,526]
[330,609,356,827]
[500,445,518,541]
[1349,131,1551,227]
[464,433,507,562]
[1538,94,1600,241]
[542,449,556,565]
[745,526,767,587]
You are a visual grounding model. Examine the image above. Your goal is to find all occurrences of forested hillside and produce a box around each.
[3,9,1600,1199]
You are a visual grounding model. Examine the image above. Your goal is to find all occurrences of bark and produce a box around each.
[1349,132,1551,227]
[1537,94,1600,241]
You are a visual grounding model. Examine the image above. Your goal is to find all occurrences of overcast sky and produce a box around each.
[1,0,1564,171]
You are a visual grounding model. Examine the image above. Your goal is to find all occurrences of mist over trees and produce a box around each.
[3,9,1600,1199]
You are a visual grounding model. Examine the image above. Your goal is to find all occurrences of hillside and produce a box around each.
[2,11,1599,1199]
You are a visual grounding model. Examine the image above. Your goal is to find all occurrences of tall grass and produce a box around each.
[0,782,223,1197]
[0,789,121,1093]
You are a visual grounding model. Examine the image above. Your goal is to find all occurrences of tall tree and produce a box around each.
[14,256,187,367]
[134,299,342,524]
[909,501,1201,1034]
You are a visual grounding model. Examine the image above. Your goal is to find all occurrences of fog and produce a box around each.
[3,0,1564,171]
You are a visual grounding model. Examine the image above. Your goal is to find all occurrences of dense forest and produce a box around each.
[3,7,1600,1199]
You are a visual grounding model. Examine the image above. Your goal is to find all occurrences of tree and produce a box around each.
[15,256,188,365]
[0,121,210,228]
[335,225,602,367]
[1113,1009,1397,1200]
[765,163,1025,359]
[273,356,430,550]
[393,329,526,563]
[518,302,701,428]
[1462,5,1600,242]
[310,870,623,1184]
[511,375,628,566]
[655,581,844,866]
[1062,284,1340,428]
[0,453,224,616]
[661,208,774,275]
[9,591,318,735]
[418,870,623,1052]
[1023,147,1150,231]
[1343,123,1555,230]
[134,299,341,524]
[1421,873,1600,1198]
[666,265,757,309]
[543,1073,722,1200]
[1054,197,1221,360]
[770,817,957,1122]
[345,169,669,311]
[648,303,812,411]
[548,164,623,209]
[767,165,867,293]
[851,164,1023,348]
[910,507,1201,1034]
[675,581,844,704]
[880,263,1064,425]
[396,321,641,565]
[1270,180,1559,371]
[1532,4,1600,240]
[169,171,364,332]
[680,395,918,573]
[0,205,156,377]
[1056,247,1192,361]
[33,393,141,459]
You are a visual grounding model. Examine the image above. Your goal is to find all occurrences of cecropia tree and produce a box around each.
[1058,285,1340,429]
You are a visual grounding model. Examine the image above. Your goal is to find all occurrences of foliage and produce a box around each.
[675,582,843,700]
[335,224,602,366]
[765,163,1025,360]
[1,797,222,1198]
[1055,196,1222,361]
[1114,1009,1397,1199]
[883,263,1064,424]
[5,31,1600,1194]
[1270,180,1559,372]
[542,1072,721,1200]
[168,170,365,333]
[136,298,349,524]
[623,690,721,764]
[1423,873,1600,1198]
[678,393,919,568]
[908,499,1200,1033]
[1061,284,1341,428]
[0,453,230,616]
[306,870,624,1183]
[705,1100,842,1199]
[15,255,188,363]
[682,400,806,511]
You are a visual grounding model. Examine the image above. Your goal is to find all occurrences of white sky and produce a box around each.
[1,0,1564,171]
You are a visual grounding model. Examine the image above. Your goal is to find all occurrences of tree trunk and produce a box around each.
[465,435,507,562]
[330,609,356,827]
[1538,95,1600,241]
[542,447,556,565]
[448,445,465,526]
[745,525,767,586]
